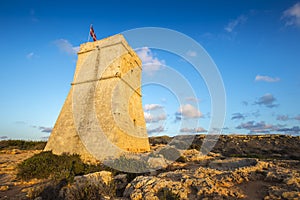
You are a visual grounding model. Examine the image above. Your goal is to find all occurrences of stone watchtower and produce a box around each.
[44,34,150,161]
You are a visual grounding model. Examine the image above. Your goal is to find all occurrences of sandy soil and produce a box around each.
[0,149,42,200]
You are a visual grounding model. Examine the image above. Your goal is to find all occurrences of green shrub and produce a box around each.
[107,155,150,174]
[149,136,172,145]
[17,151,105,182]
[17,152,154,199]
[0,140,46,150]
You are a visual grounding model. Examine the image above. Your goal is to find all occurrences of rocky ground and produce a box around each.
[0,149,44,200]
[0,135,299,200]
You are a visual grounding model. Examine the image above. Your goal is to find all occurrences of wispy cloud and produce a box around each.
[54,39,79,55]
[236,120,299,135]
[282,2,300,28]
[276,114,300,121]
[147,125,164,134]
[225,15,247,33]
[276,126,300,135]
[26,52,35,59]
[38,126,53,133]
[185,96,200,103]
[295,115,300,121]
[254,93,279,108]
[231,113,246,120]
[40,136,49,141]
[255,75,280,82]
[0,136,8,140]
[276,114,290,121]
[236,121,276,134]
[15,121,27,125]
[176,104,202,119]
[136,47,165,75]
[180,127,207,133]
[186,50,197,57]
[30,9,39,22]
[242,101,248,106]
[31,125,53,133]
[144,104,163,111]
[252,110,261,118]
[144,112,166,123]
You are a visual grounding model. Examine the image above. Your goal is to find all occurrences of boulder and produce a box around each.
[58,171,113,200]
[147,155,168,169]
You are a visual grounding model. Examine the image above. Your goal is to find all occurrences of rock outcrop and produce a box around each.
[1,135,300,200]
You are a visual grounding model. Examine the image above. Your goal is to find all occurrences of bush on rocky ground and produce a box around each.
[17,151,106,181]
[18,151,151,199]
[0,140,46,150]
[106,155,150,174]
[149,136,172,145]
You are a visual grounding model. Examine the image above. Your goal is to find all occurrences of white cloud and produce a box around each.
[186,50,197,57]
[225,15,247,33]
[147,125,164,134]
[136,47,165,75]
[180,127,207,133]
[161,98,167,103]
[144,112,152,122]
[255,75,280,82]
[282,2,300,27]
[144,112,166,123]
[26,52,34,59]
[177,104,202,118]
[54,39,79,55]
[144,104,163,111]
[185,96,200,103]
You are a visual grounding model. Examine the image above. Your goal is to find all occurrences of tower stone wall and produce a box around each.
[44,34,150,162]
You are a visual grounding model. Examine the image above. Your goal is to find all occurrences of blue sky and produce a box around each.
[0,0,300,140]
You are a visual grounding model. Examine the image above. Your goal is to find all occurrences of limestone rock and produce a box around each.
[59,171,113,199]
[75,171,112,185]
[208,158,258,171]
[0,185,9,191]
[123,159,285,199]
[282,191,300,199]
[147,156,168,169]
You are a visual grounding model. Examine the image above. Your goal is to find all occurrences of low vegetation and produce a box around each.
[107,155,150,174]
[17,151,106,182]
[0,140,46,150]
[17,151,150,199]
[149,136,172,145]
